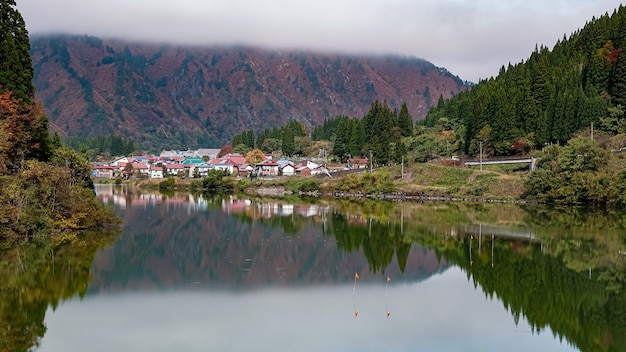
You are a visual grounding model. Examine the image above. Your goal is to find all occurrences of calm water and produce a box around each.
[3,184,625,351]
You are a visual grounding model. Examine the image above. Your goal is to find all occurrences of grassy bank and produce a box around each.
[122,162,527,202]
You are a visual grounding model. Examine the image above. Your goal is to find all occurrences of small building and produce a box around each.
[280,163,295,176]
[110,156,134,168]
[165,163,187,177]
[92,164,116,178]
[348,158,369,169]
[183,157,205,165]
[196,148,222,160]
[131,162,150,176]
[236,163,254,176]
[256,159,280,177]
[150,165,164,179]
[192,162,212,177]
[296,166,311,176]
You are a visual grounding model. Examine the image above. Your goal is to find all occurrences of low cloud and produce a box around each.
[18,0,623,82]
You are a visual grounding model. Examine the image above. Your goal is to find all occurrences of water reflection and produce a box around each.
[3,185,624,351]
[0,230,119,352]
[89,184,447,292]
[40,268,577,352]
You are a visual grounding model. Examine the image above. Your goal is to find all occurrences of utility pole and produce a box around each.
[479,141,483,172]
[369,150,373,172]
[591,122,594,141]
[401,155,404,180]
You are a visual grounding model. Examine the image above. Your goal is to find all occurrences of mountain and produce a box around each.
[29,34,469,152]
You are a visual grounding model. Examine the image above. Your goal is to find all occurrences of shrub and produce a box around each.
[285,178,320,193]
[159,177,175,190]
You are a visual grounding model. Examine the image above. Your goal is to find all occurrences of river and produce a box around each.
[2,184,625,352]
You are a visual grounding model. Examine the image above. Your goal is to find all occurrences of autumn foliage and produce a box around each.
[0,91,117,238]
[0,90,50,174]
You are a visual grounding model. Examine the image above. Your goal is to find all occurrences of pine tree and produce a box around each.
[281,127,294,156]
[0,0,34,104]
[397,102,413,137]
[610,45,626,106]
[348,119,365,157]
[0,3,50,169]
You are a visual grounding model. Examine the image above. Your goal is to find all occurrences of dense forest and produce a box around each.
[231,101,412,165]
[0,0,118,238]
[421,5,626,157]
[64,135,137,161]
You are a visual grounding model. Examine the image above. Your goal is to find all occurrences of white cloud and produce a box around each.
[17,0,624,82]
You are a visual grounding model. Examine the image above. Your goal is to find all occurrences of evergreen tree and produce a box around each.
[610,44,626,106]
[368,100,395,164]
[332,117,350,161]
[0,0,34,104]
[418,7,626,156]
[0,2,49,168]
[348,119,366,157]
[244,129,255,148]
[397,102,413,137]
[281,127,294,156]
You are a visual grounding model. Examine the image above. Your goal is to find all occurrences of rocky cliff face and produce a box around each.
[30,34,469,151]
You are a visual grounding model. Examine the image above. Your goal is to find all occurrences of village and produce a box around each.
[90,148,370,180]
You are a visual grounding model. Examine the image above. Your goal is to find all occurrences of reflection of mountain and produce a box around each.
[90,186,449,293]
[91,186,626,351]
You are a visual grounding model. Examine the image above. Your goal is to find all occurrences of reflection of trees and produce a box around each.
[0,230,119,352]
[425,234,626,352]
[522,205,626,293]
[329,213,411,273]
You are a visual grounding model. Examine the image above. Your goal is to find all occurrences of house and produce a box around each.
[276,157,290,166]
[165,163,187,177]
[209,157,238,175]
[191,162,212,177]
[91,164,116,178]
[196,148,222,160]
[110,156,136,171]
[160,150,179,158]
[311,165,331,176]
[348,158,369,169]
[256,159,279,177]
[224,154,247,166]
[296,166,311,176]
[300,160,320,170]
[183,157,205,165]
[130,162,150,177]
[279,163,295,176]
[150,165,164,179]
[236,163,254,176]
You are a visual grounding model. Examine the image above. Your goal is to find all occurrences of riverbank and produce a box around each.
[122,161,528,203]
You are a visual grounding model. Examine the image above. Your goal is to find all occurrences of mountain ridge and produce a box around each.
[30,34,469,151]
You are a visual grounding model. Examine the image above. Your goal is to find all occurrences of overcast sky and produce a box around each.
[16,0,625,83]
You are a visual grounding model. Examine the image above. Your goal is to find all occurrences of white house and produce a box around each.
[150,165,164,179]
[165,163,187,177]
[279,163,295,176]
[256,159,280,177]
[110,156,132,167]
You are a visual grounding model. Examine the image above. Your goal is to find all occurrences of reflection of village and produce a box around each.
[97,184,537,243]
[95,184,210,212]
[94,184,333,219]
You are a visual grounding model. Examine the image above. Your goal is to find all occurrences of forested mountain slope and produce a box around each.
[422,5,626,156]
[29,35,468,152]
